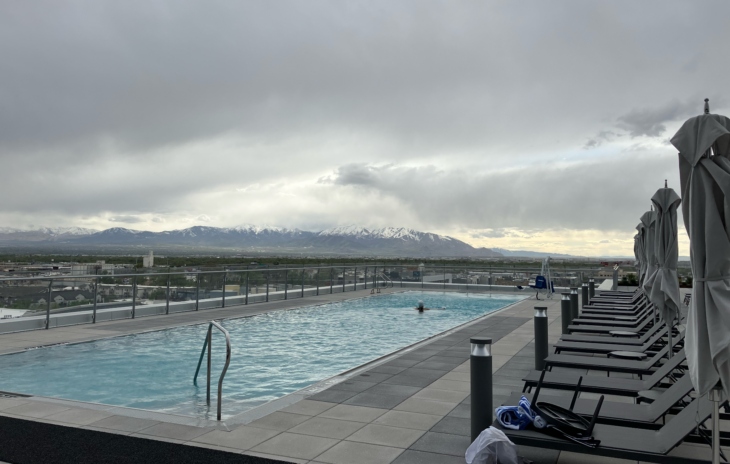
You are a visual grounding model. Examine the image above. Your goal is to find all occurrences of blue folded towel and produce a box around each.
[495,396,546,430]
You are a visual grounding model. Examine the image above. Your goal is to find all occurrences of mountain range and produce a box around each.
[0,225,505,258]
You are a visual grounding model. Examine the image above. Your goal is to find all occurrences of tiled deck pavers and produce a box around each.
[0,288,716,463]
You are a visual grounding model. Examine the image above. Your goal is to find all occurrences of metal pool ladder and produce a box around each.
[193,320,231,421]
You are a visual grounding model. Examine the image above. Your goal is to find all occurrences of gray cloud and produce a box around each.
[0,1,724,254]
[471,229,508,239]
[108,215,144,224]
[326,153,679,232]
[615,98,706,138]
[584,131,619,150]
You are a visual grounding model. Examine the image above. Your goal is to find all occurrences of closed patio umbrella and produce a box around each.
[670,99,730,399]
[640,210,657,324]
[643,184,682,358]
[671,99,730,464]
[633,233,640,280]
[641,210,657,288]
[635,222,646,285]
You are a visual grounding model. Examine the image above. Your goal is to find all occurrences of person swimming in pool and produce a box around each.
[415,300,430,312]
[414,300,445,312]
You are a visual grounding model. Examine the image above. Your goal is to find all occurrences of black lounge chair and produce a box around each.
[571,310,650,326]
[544,334,684,377]
[494,393,717,464]
[580,300,650,316]
[554,325,669,355]
[507,374,694,427]
[559,321,665,345]
[590,294,643,305]
[523,349,686,397]
[568,315,654,334]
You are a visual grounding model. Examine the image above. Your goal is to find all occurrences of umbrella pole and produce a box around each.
[711,386,723,464]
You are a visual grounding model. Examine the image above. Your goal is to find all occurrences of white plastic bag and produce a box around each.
[465,426,520,464]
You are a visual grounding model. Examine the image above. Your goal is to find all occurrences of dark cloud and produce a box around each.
[584,131,619,150]
[615,98,715,138]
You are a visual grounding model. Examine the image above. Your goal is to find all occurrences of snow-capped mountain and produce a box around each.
[0,226,100,242]
[0,224,502,257]
[318,226,452,242]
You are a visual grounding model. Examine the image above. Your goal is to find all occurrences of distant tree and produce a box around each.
[10,299,31,309]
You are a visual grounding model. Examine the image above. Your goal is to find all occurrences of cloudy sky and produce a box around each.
[1,1,727,256]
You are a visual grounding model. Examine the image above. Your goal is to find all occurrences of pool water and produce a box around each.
[0,291,523,419]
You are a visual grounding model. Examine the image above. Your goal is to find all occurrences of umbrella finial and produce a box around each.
[705,98,710,115]
[665,179,667,188]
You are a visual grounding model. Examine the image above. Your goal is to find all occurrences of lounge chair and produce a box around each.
[507,374,694,427]
[495,390,717,463]
[544,333,684,377]
[522,349,686,396]
[559,321,665,345]
[567,315,654,334]
[553,325,669,355]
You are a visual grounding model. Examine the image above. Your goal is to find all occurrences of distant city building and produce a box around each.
[143,251,154,268]
[71,261,114,275]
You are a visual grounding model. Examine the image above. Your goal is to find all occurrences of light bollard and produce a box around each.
[534,306,549,370]
[581,283,589,308]
[470,337,493,442]
[570,287,579,322]
[588,278,595,300]
[560,293,571,334]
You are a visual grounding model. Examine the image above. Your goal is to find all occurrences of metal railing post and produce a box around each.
[266,271,270,302]
[342,267,346,293]
[444,266,446,289]
[93,277,99,323]
[207,326,212,404]
[301,269,305,297]
[195,273,200,310]
[165,274,171,315]
[132,275,137,319]
[364,266,367,289]
[45,279,52,329]
[401,266,404,288]
[221,271,227,308]
[245,272,249,305]
[284,270,288,300]
[330,268,334,294]
[354,266,357,291]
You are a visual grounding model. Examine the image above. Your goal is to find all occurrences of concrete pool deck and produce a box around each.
[0,288,716,464]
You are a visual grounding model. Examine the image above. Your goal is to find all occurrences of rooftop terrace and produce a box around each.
[0,287,717,464]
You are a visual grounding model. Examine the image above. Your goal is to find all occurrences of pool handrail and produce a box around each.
[193,320,231,421]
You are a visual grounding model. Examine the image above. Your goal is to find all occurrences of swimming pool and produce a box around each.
[0,291,524,419]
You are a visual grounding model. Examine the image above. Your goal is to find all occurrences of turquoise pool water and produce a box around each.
[0,291,524,419]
